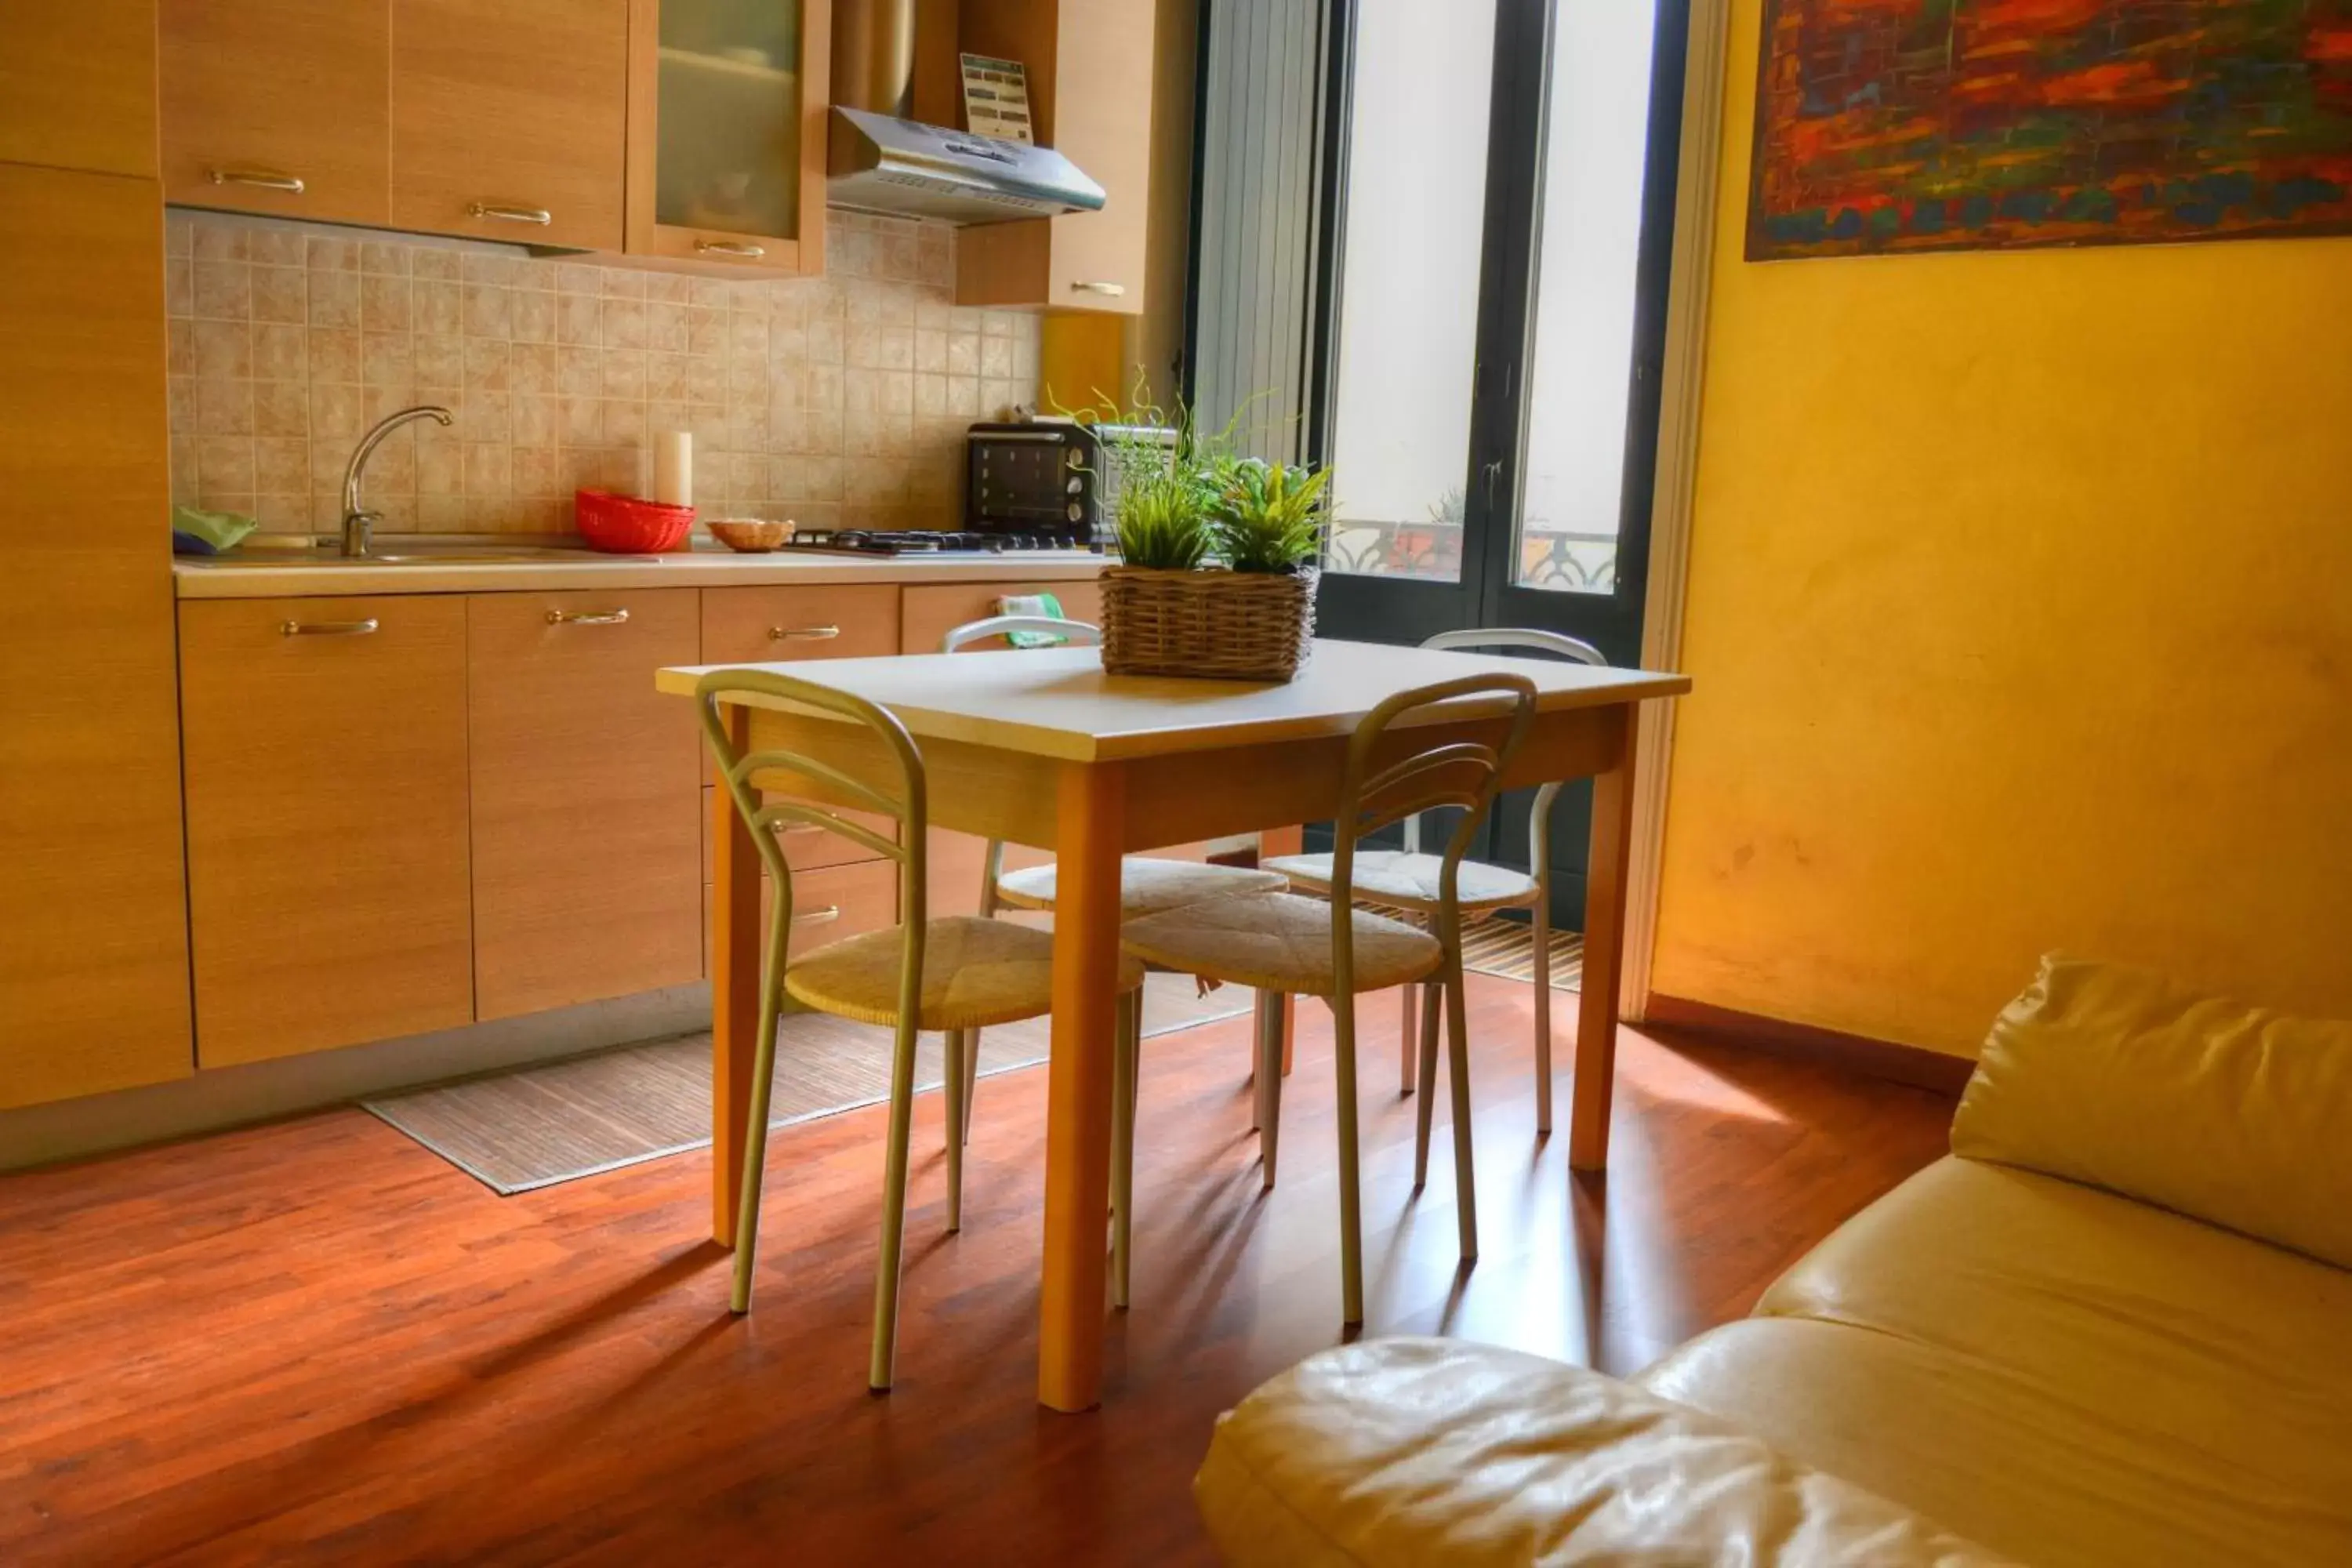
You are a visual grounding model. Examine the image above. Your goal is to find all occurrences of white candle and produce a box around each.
[652,430,692,506]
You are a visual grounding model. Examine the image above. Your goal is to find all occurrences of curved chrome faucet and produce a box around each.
[341,405,454,557]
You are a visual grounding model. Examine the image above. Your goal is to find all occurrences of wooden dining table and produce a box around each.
[656,637,1689,1412]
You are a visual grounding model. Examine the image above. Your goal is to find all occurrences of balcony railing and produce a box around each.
[1325,518,1618,593]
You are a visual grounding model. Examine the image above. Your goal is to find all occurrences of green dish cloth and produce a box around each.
[173,504,260,554]
[995,592,1069,648]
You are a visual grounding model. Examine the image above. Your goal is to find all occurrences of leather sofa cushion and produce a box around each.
[1642,1157,2352,1568]
[1952,953,2352,1269]
[1196,1336,2011,1566]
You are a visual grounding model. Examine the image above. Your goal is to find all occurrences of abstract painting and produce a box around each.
[1748,0,2352,259]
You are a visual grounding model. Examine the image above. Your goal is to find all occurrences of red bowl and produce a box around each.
[575,489,695,554]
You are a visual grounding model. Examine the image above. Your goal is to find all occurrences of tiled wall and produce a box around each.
[164,209,1044,536]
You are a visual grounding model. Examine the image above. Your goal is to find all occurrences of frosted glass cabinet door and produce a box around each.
[626,0,832,274]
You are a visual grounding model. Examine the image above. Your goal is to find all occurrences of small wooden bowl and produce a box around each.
[707,517,795,554]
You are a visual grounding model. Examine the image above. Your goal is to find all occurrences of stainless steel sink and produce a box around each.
[368,547,660,564]
[180,540,660,568]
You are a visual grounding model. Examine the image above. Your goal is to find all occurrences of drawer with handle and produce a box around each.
[706,857,900,976]
[704,786,897,877]
[701,584,900,664]
[699,583,902,784]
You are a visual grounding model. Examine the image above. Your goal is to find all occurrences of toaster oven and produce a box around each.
[966,420,1178,545]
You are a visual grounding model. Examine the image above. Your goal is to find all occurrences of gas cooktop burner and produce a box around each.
[779,528,1102,557]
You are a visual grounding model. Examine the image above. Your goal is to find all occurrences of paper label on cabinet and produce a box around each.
[960,53,1034,143]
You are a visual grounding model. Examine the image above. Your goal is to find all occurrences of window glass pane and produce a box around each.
[1323,0,1496,583]
[1515,2,1657,594]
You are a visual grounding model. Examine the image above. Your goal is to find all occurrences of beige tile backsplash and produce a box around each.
[165,209,1043,536]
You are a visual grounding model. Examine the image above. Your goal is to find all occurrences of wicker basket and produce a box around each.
[1100,564,1318,681]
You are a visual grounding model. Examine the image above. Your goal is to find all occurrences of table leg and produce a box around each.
[1039,760,1126,1412]
[1259,825,1302,1075]
[710,704,761,1245]
[1569,706,1639,1172]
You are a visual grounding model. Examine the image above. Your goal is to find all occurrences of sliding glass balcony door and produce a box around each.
[1320,0,1497,604]
[1312,0,1690,915]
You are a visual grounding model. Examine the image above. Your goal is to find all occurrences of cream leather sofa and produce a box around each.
[1196,956,2352,1566]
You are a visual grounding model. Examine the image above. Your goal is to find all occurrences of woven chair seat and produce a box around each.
[1118,892,1443,999]
[996,856,1287,916]
[786,916,1144,1031]
[1265,850,1537,913]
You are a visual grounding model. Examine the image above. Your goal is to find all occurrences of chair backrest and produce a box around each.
[939,615,1105,653]
[1420,626,1606,667]
[1413,626,1608,862]
[694,670,929,1008]
[1330,673,1539,963]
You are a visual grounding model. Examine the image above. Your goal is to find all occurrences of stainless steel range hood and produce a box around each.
[825,0,1105,227]
[828,107,1105,225]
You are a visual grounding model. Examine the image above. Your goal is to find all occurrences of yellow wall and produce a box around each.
[1651,0,2352,1055]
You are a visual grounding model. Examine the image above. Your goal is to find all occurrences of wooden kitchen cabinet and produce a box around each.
[469,590,702,1022]
[391,0,631,252]
[704,858,898,982]
[700,583,900,665]
[159,0,391,226]
[705,787,896,877]
[624,0,833,275]
[0,165,194,1110]
[699,582,898,789]
[1,2,158,179]
[697,581,900,975]
[180,596,473,1067]
[902,575,1104,916]
[957,0,1155,314]
[899,578,1104,653]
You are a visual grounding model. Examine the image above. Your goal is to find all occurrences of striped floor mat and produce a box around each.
[1457,916,1582,991]
[364,971,1250,1195]
[367,919,1574,1195]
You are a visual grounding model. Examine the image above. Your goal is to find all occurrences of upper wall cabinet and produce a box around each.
[156,0,841,274]
[0,3,159,179]
[624,0,833,275]
[958,0,1155,316]
[160,0,391,227]
[390,0,631,252]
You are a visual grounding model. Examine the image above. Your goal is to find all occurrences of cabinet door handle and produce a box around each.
[780,824,828,837]
[470,201,553,226]
[211,167,306,194]
[769,624,840,641]
[790,905,842,926]
[1069,280,1127,297]
[547,608,630,626]
[281,618,378,636]
[696,240,768,260]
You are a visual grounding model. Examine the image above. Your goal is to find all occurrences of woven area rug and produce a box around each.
[364,971,1251,1195]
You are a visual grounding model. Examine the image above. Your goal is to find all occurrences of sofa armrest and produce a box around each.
[1196,1338,2012,1566]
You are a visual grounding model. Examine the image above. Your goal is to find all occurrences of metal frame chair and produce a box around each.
[938,615,1287,1249]
[1268,628,1606,1135]
[695,667,1142,1388]
[942,614,1107,937]
[1120,672,1539,1323]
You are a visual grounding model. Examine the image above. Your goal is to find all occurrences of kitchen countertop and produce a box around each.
[172,548,1112,599]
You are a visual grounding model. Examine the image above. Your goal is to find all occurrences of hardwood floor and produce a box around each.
[0,973,1955,1566]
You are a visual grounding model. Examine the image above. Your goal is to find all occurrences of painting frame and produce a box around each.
[1745,0,2352,263]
